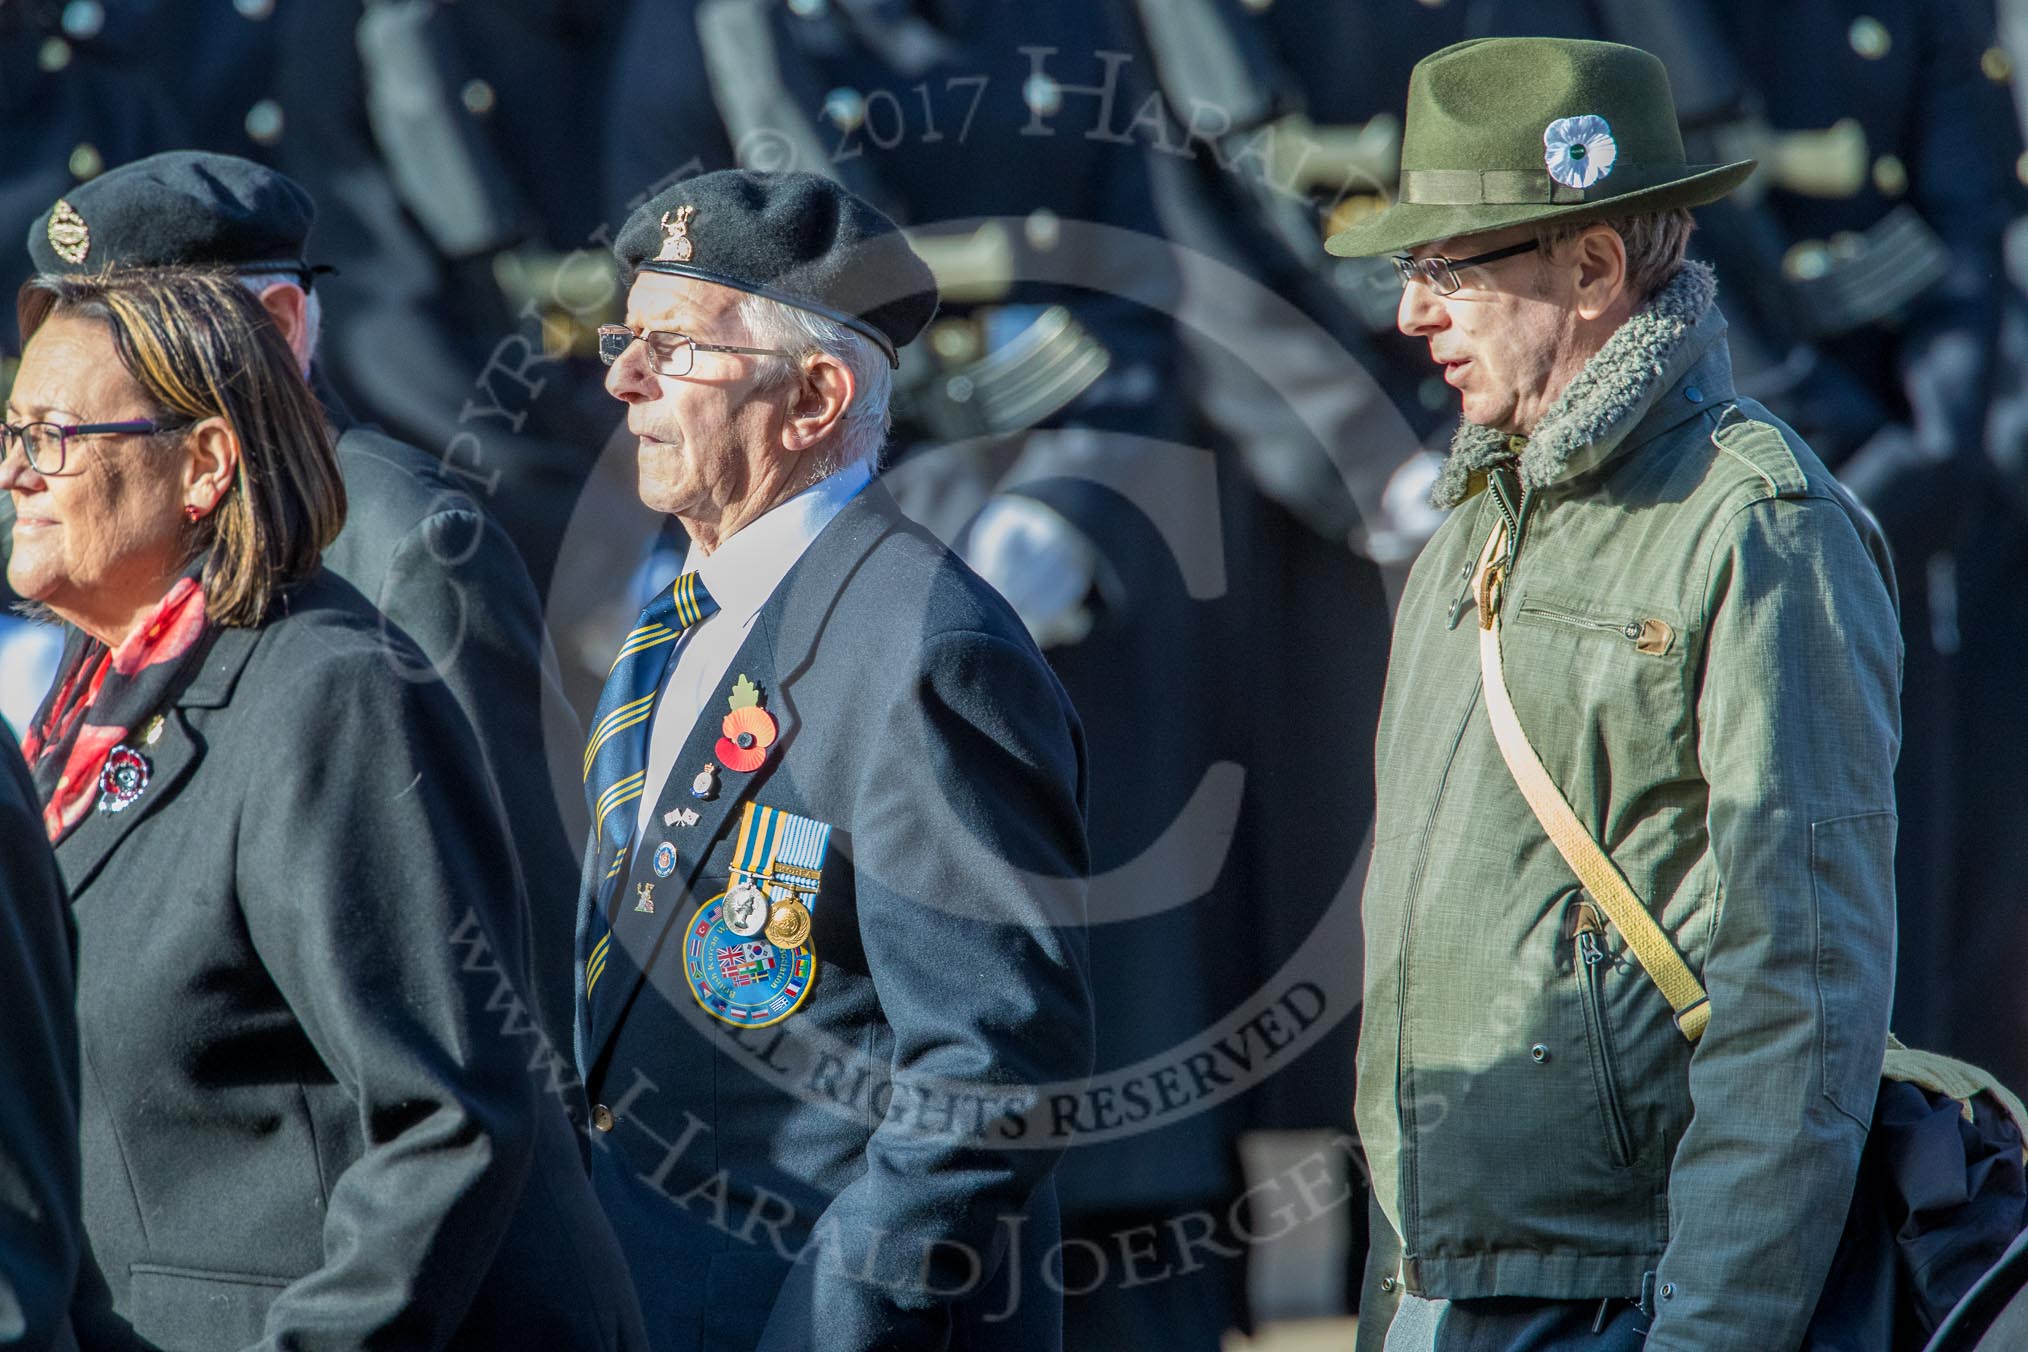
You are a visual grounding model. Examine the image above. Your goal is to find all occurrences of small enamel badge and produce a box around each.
[653,841,678,877]
[664,806,700,828]
[716,674,779,774]
[47,199,90,265]
[656,205,697,264]
[142,715,165,747]
[97,745,150,814]
[691,763,718,801]
[635,883,656,914]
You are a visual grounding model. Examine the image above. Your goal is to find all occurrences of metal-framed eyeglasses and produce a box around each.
[1391,240,1543,296]
[1,419,186,477]
[596,325,789,378]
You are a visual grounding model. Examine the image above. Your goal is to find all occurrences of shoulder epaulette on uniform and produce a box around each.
[1707,405,1811,501]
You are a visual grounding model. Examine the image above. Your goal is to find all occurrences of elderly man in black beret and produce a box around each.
[575,168,1093,1351]
[22,151,585,1063]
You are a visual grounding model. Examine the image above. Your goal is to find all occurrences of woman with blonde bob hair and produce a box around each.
[3,268,644,1348]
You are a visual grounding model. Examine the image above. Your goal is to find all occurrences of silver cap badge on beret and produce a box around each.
[47,200,90,265]
[656,205,697,264]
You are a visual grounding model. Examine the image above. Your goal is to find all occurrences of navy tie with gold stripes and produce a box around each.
[581,572,717,1006]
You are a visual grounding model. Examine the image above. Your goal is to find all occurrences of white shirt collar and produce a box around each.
[683,460,872,624]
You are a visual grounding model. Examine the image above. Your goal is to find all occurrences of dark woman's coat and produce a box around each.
[0,723,81,1350]
[58,571,644,1351]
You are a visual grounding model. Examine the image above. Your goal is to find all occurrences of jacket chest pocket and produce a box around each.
[1502,589,1696,785]
[1514,599,1676,656]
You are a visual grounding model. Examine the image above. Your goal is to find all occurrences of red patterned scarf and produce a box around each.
[23,574,215,843]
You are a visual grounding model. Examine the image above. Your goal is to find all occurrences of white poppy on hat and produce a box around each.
[1543,114,1618,190]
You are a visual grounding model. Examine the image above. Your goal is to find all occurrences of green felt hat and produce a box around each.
[1325,37,1756,258]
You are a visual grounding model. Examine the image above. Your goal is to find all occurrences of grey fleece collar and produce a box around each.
[1429,260,1719,509]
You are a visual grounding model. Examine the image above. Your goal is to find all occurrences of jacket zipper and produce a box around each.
[1513,601,1676,655]
[1573,911,1636,1169]
[1490,465,1524,547]
[1446,468,1532,630]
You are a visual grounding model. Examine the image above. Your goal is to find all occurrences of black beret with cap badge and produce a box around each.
[612,170,938,367]
[26,149,318,278]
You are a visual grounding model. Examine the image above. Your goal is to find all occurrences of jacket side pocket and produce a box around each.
[1812,811,1897,1127]
[1574,917,1636,1169]
[127,1264,290,1350]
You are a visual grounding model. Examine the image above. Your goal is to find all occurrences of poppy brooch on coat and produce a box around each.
[715,673,778,773]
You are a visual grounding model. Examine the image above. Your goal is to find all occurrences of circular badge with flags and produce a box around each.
[684,892,816,1028]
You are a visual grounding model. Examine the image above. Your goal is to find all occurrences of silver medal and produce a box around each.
[724,882,770,938]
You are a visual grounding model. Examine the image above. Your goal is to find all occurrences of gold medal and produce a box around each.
[764,895,812,950]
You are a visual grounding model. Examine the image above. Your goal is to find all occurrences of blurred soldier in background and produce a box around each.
[0,0,185,725]
[1096,0,1475,1334]
[1111,0,1449,548]
[1949,0,2028,1100]
[1251,0,1469,459]
[1629,0,2028,1089]
[1,1,640,654]
[95,0,633,598]
[0,2,181,366]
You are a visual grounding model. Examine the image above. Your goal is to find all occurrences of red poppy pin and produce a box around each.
[97,744,152,815]
[715,674,778,773]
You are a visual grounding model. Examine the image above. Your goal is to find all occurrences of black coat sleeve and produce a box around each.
[373,503,587,1060]
[758,628,1094,1352]
[0,727,81,1351]
[232,640,540,1349]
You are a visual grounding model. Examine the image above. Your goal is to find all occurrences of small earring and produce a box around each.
[183,505,202,523]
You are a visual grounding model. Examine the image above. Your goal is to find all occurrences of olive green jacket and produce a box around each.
[1355,263,1901,1351]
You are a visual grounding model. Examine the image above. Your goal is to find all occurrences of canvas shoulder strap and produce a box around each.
[1470,521,1712,1043]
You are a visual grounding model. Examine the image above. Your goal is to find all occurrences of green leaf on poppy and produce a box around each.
[728,673,762,710]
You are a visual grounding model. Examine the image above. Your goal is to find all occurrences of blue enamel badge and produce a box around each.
[685,892,816,1029]
[653,840,677,877]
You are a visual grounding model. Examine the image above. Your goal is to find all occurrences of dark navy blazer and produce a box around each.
[575,482,1095,1352]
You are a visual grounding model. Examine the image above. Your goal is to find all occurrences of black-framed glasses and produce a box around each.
[1,419,184,477]
[596,325,789,378]
[1391,240,1543,296]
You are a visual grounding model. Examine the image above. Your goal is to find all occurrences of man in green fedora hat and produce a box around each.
[1342,37,1902,1351]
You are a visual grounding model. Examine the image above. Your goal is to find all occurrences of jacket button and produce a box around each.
[592,1104,616,1132]
[1661,1281,1677,1300]
[1530,1043,1550,1063]
[1379,1275,1397,1293]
